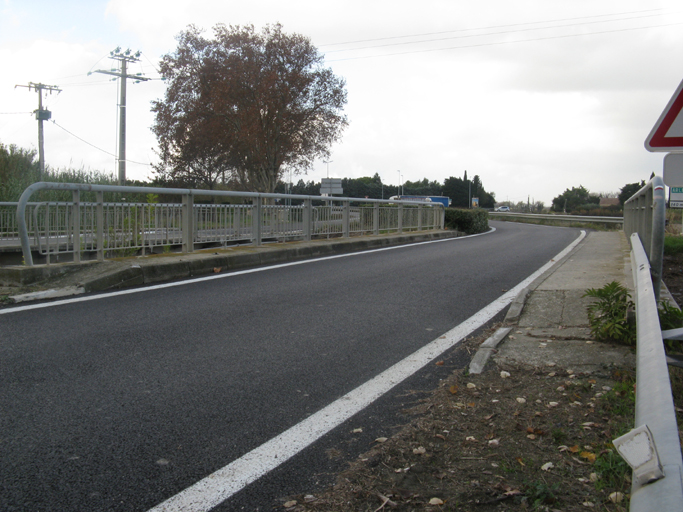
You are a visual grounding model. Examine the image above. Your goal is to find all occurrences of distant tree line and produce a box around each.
[550,181,648,215]
[274,171,496,208]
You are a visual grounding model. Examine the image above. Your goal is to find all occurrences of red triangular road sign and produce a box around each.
[645,78,683,152]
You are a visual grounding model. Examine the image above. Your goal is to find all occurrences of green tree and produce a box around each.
[152,23,348,192]
[618,181,646,206]
[551,185,599,213]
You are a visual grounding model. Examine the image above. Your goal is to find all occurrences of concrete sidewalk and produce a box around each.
[475,230,637,374]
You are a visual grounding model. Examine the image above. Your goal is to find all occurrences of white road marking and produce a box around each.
[146,230,586,512]
[0,229,494,315]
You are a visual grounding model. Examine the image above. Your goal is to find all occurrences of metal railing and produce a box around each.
[626,233,683,511]
[489,211,624,225]
[624,176,666,301]
[13,182,445,266]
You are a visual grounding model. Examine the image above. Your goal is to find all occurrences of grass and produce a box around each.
[664,235,683,255]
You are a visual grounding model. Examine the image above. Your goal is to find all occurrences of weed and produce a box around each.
[523,481,559,509]
[594,449,631,495]
[551,428,567,444]
[583,281,635,344]
[0,295,14,305]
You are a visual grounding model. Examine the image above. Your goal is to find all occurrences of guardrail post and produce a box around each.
[96,191,104,261]
[418,204,423,231]
[343,200,350,238]
[398,203,403,234]
[182,192,194,253]
[253,196,262,246]
[303,198,312,241]
[72,190,81,263]
[373,203,379,235]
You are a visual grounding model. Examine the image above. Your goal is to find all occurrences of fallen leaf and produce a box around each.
[516,457,525,466]
[352,428,363,434]
[484,413,495,420]
[580,451,596,463]
[467,402,475,407]
[516,397,526,404]
[375,437,388,443]
[449,385,458,395]
[429,497,444,505]
[548,402,559,408]
[213,267,222,273]
[582,501,595,508]
[283,500,297,508]
[504,489,522,496]
[466,436,477,442]
[488,439,500,447]
[527,434,536,440]
[609,492,624,503]
[435,434,446,441]
[413,446,427,455]
[467,383,476,389]
[500,371,511,379]
[435,361,444,366]
[569,445,580,453]
[558,445,569,452]
[589,472,599,482]
[541,462,554,471]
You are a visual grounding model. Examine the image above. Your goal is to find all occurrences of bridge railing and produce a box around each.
[624,176,666,301]
[615,176,683,511]
[13,182,445,266]
[623,233,683,511]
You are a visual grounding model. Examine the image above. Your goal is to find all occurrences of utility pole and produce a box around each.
[15,82,61,179]
[91,48,149,185]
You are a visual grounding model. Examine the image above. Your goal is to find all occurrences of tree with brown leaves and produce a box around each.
[152,24,348,192]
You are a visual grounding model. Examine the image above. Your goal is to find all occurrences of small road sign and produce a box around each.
[670,186,683,208]
[645,78,683,152]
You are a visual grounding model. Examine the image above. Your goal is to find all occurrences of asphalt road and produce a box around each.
[1,221,580,511]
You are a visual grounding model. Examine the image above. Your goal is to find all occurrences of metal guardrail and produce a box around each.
[14,182,445,266]
[624,176,666,301]
[488,211,624,225]
[625,233,683,511]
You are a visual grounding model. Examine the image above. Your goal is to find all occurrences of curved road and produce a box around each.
[1,221,581,511]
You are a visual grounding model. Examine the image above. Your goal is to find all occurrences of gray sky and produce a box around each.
[1,0,682,204]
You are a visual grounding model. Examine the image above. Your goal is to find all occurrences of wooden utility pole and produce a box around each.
[91,48,149,185]
[15,82,61,179]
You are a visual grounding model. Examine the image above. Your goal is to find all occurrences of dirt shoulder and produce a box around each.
[285,328,636,512]
[283,257,683,512]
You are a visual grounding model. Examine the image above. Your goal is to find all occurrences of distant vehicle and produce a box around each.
[495,206,510,212]
[390,195,452,207]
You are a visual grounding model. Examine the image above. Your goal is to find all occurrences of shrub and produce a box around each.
[445,208,488,234]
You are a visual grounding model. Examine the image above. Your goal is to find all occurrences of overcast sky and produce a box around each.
[1,0,682,204]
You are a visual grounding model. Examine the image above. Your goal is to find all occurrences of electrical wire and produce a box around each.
[326,20,683,62]
[324,11,673,54]
[49,120,152,166]
[319,7,668,48]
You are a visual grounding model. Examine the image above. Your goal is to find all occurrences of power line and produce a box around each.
[326,20,683,62]
[50,120,152,166]
[324,11,674,54]
[319,7,668,48]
